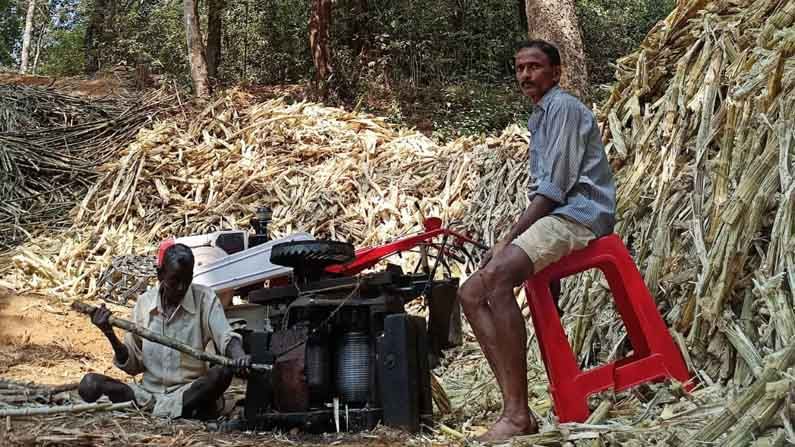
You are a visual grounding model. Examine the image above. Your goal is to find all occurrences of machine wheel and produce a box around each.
[271,240,356,284]
[271,240,355,278]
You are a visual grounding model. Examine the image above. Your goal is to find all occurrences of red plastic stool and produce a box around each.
[523,234,692,423]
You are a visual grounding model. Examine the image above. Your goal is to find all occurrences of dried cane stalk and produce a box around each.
[71,301,271,372]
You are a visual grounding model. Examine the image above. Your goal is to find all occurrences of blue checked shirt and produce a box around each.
[527,87,616,237]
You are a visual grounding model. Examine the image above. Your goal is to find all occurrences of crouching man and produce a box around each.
[79,243,251,419]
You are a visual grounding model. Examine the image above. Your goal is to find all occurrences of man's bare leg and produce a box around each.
[458,271,507,399]
[78,373,135,403]
[460,245,538,441]
[182,366,234,419]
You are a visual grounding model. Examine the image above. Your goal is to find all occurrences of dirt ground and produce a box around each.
[0,290,453,446]
[0,289,124,385]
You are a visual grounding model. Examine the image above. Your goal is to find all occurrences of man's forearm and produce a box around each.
[103,330,129,365]
[502,196,557,244]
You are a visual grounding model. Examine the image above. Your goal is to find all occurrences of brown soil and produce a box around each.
[0,288,128,385]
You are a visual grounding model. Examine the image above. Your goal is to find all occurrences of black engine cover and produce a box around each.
[244,331,274,421]
[378,314,432,433]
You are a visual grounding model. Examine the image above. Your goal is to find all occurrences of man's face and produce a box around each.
[158,262,192,306]
[515,47,561,103]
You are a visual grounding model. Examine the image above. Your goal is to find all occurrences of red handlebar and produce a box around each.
[325,218,485,276]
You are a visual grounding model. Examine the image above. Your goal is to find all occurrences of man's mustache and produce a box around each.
[521,81,536,89]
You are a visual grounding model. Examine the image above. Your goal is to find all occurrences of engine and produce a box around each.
[237,240,462,433]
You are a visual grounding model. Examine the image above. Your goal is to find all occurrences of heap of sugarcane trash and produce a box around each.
[0,86,172,253]
[600,0,795,395]
[2,0,795,444]
[557,0,793,442]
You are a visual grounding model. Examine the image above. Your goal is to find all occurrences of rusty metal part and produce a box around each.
[427,279,463,360]
[271,325,310,412]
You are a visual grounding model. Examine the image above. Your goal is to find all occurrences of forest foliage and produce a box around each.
[0,0,674,136]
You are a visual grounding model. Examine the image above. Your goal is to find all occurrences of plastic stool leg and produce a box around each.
[525,278,590,423]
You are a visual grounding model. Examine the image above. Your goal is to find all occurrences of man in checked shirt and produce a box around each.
[459,40,616,441]
[78,243,251,419]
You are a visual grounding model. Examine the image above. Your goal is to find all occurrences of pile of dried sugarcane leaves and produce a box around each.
[1,88,529,297]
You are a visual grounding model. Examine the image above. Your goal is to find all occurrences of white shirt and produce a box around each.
[114,283,240,417]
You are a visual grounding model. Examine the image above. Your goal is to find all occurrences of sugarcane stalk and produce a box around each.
[0,381,78,393]
[431,374,451,415]
[586,400,613,424]
[510,429,566,446]
[71,301,272,372]
[720,313,763,378]
[586,399,614,447]
[687,341,795,444]
[734,290,756,385]
[438,423,465,440]
[724,397,786,447]
[0,401,134,418]
[756,429,789,447]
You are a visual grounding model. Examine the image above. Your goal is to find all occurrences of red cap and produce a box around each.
[156,238,176,268]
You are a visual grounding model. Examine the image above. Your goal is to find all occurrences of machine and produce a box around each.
[174,207,313,307]
[233,218,485,433]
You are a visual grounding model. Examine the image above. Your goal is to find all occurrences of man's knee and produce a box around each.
[479,257,529,307]
[458,273,488,310]
[481,261,516,288]
[207,366,233,391]
[489,246,534,286]
[78,373,105,402]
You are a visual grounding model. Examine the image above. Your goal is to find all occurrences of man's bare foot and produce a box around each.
[477,414,538,443]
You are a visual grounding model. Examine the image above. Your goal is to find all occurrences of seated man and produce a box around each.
[79,243,251,419]
[458,40,616,441]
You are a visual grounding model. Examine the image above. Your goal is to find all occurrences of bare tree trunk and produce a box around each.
[526,0,589,99]
[516,0,527,32]
[85,0,109,75]
[32,21,48,74]
[309,0,333,97]
[184,0,210,97]
[19,0,35,74]
[135,55,151,89]
[206,0,225,80]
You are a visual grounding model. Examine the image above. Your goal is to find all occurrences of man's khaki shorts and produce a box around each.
[511,215,596,273]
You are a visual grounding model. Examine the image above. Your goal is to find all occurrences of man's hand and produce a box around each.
[90,303,129,365]
[480,240,509,268]
[231,354,252,378]
[91,304,114,334]
[225,337,252,378]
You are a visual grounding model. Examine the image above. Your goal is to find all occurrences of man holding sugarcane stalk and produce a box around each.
[77,243,253,419]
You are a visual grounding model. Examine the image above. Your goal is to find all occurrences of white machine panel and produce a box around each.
[191,232,313,292]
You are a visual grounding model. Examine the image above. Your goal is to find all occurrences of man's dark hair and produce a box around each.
[161,243,194,272]
[515,40,561,66]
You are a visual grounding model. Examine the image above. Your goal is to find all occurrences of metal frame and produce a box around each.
[326,218,486,276]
